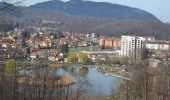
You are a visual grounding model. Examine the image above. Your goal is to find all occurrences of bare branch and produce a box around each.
[0,0,24,11]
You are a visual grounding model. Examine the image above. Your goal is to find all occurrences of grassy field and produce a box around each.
[70,45,116,52]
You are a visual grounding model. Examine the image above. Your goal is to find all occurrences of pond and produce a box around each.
[19,65,121,97]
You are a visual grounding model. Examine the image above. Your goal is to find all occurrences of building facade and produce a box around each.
[121,36,144,59]
[105,38,113,48]
[145,41,170,51]
[142,36,155,41]
[99,37,121,49]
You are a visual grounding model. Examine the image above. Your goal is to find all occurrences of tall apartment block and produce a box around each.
[121,35,144,59]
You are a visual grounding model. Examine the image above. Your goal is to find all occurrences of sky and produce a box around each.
[18,0,170,22]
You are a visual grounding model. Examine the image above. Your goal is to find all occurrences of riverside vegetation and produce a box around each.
[0,59,170,100]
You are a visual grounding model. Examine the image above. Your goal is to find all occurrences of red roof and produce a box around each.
[142,36,155,38]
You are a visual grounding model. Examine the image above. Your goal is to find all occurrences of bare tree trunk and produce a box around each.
[126,81,129,100]
[145,74,148,100]
[65,85,70,100]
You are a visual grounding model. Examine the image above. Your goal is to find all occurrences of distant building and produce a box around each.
[142,36,155,41]
[145,41,170,51]
[42,38,52,48]
[121,35,144,59]
[113,38,121,48]
[99,37,121,49]
[105,38,113,48]
[99,36,106,48]
[91,33,97,38]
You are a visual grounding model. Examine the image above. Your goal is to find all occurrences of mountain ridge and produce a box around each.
[1,0,170,39]
[29,0,159,21]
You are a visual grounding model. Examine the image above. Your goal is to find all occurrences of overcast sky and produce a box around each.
[18,0,170,22]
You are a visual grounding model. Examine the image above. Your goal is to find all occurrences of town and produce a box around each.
[0,0,170,100]
[1,27,170,100]
[1,27,170,67]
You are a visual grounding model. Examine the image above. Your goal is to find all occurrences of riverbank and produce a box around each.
[18,75,75,86]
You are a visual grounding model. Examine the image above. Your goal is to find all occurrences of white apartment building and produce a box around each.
[121,36,144,59]
[142,36,155,41]
[145,41,170,51]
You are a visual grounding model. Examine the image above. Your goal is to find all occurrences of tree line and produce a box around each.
[0,59,91,100]
[113,61,170,100]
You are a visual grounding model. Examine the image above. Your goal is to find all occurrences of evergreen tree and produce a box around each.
[61,43,69,54]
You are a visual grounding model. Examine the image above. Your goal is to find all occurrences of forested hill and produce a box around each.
[1,0,170,39]
[30,0,159,20]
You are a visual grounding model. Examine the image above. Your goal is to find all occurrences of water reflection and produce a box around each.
[19,65,120,96]
[62,66,89,77]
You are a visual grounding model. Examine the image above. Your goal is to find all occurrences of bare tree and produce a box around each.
[0,0,23,11]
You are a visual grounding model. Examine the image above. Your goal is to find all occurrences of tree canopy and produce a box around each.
[67,53,78,63]
[4,59,19,76]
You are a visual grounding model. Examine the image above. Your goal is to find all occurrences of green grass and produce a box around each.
[70,45,117,52]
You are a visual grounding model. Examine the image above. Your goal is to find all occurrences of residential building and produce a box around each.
[145,41,170,51]
[142,36,155,41]
[105,38,113,48]
[99,36,106,48]
[99,37,121,49]
[91,33,97,38]
[121,35,144,59]
[113,38,121,48]
[45,38,52,47]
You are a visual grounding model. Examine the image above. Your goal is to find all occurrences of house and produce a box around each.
[57,53,65,62]
[30,51,47,60]
[89,53,97,62]
[30,52,37,60]
[47,50,59,61]
[45,38,52,47]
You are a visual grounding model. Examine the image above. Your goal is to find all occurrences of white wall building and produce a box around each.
[145,41,170,51]
[142,36,155,41]
[121,36,144,59]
